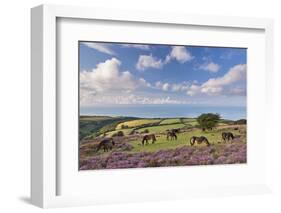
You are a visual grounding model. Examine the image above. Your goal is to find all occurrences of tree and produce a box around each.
[197,113,221,131]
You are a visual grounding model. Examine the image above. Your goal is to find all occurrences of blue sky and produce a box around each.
[79,42,246,107]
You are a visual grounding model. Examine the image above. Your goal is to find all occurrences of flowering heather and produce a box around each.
[79,143,247,170]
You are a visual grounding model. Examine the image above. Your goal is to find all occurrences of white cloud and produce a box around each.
[199,62,220,73]
[136,54,164,71]
[80,58,141,105]
[171,82,190,92]
[82,42,115,55]
[228,87,246,96]
[186,64,246,96]
[136,46,193,70]
[154,81,190,92]
[202,64,246,87]
[139,78,151,87]
[186,84,201,96]
[162,83,170,91]
[165,46,193,63]
[84,94,187,105]
[121,44,150,50]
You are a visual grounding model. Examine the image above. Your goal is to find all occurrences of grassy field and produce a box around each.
[79,116,136,140]
[116,118,162,129]
[130,126,244,152]
[181,118,198,126]
[79,115,247,170]
[159,118,181,125]
[137,123,186,134]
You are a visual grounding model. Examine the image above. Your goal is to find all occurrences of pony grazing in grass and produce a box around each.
[222,132,234,143]
[166,130,177,141]
[96,138,115,152]
[190,136,210,146]
[142,134,157,146]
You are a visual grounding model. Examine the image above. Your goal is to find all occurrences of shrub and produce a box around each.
[197,113,220,131]
[112,131,124,137]
[142,129,149,133]
[121,124,129,129]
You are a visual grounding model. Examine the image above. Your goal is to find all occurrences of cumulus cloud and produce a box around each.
[202,64,246,87]
[80,58,143,105]
[171,83,189,92]
[187,64,246,96]
[136,55,164,71]
[121,44,150,50]
[165,46,194,64]
[199,62,220,73]
[80,58,137,92]
[162,83,170,91]
[154,81,190,92]
[136,46,193,71]
[186,84,201,96]
[82,42,115,55]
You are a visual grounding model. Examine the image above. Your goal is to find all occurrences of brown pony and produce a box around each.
[190,136,210,146]
[166,130,177,140]
[142,134,157,146]
[222,132,234,143]
[96,138,115,152]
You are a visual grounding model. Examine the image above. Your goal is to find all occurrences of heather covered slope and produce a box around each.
[80,142,246,170]
[79,116,246,170]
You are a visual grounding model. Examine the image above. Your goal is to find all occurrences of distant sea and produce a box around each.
[80,104,246,121]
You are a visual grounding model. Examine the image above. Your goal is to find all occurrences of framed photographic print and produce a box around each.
[31,4,274,208]
[78,42,247,171]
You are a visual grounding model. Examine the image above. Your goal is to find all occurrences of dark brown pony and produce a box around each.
[96,138,115,152]
[190,136,210,146]
[222,132,234,143]
[166,130,177,140]
[142,134,157,146]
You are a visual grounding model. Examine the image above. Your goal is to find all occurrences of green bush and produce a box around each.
[142,129,149,134]
[112,131,124,137]
[197,113,221,131]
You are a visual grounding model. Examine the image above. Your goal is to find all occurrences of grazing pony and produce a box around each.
[142,134,157,146]
[96,138,115,152]
[190,136,210,146]
[222,132,234,143]
[166,130,177,140]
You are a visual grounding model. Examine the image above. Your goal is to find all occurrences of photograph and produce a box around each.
[79,41,247,170]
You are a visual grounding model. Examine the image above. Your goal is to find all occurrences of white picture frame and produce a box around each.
[31,4,274,208]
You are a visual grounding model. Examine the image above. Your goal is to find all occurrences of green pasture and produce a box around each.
[116,118,162,129]
[181,118,198,126]
[159,118,181,125]
[130,127,245,153]
[81,122,246,158]
[137,123,186,134]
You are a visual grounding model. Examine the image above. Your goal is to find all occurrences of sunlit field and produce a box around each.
[79,116,246,170]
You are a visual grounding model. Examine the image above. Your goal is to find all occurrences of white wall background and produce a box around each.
[0,0,280,212]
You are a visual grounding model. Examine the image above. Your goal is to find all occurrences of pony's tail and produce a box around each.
[190,137,194,146]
